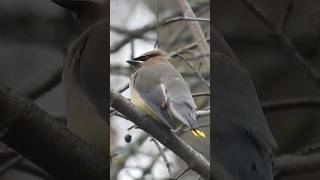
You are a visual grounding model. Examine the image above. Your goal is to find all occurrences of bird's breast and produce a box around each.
[130,84,158,120]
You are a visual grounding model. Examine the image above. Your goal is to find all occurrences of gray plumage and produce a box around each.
[131,58,199,130]
[213,26,277,180]
[63,19,108,154]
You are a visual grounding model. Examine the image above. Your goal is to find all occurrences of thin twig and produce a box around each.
[118,83,130,94]
[188,53,210,61]
[176,0,210,66]
[154,0,160,49]
[183,123,210,133]
[169,38,210,58]
[196,110,210,118]
[174,54,210,88]
[114,112,128,120]
[110,133,150,179]
[130,40,135,59]
[192,92,210,97]
[274,152,320,178]
[295,143,320,156]
[166,16,210,23]
[173,167,190,179]
[165,25,188,51]
[110,2,209,53]
[278,0,293,31]
[261,98,320,112]
[0,153,24,176]
[23,68,62,100]
[110,65,209,78]
[150,138,172,178]
[165,4,210,51]
[110,109,117,117]
[241,0,320,89]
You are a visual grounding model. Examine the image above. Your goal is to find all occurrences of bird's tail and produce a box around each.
[192,129,206,138]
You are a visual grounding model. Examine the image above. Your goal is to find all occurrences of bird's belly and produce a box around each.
[130,87,182,129]
[130,87,159,121]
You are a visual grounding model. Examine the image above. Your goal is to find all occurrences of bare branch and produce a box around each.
[110,133,149,179]
[262,98,320,112]
[274,152,320,178]
[278,0,293,31]
[110,2,209,53]
[118,83,130,93]
[23,68,62,101]
[150,138,172,178]
[241,0,320,89]
[174,54,210,88]
[174,167,190,179]
[0,81,108,180]
[166,16,210,23]
[169,37,210,58]
[196,110,210,118]
[176,0,210,66]
[192,92,210,97]
[0,153,24,176]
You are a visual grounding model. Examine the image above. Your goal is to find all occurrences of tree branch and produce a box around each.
[274,152,320,178]
[23,68,62,101]
[110,1,209,53]
[166,16,210,23]
[241,0,320,89]
[176,0,210,66]
[168,37,210,58]
[262,98,320,112]
[0,81,107,180]
[110,90,210,179]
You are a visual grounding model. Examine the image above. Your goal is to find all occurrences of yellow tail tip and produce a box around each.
[192,130,206,138]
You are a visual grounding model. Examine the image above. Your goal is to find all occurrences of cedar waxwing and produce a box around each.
[127,50,206,138]
[54,0,108,155]
[213,26,276,180]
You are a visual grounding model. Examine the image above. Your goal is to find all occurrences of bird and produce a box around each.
[53,0,108,155]
[212,26,277,180]
[126,50,205,138]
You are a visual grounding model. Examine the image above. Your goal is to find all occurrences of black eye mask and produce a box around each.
[132,53,159,62]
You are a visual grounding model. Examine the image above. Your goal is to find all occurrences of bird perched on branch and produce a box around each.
[127,50,205,138]
[213,27,277,180]
[52,0,108,155]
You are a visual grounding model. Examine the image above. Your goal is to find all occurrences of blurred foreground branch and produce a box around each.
[274,149,320,178]
[262,98,320,112]
[0,81,107,180]
[23,68,62,101]
[242,0,320,89]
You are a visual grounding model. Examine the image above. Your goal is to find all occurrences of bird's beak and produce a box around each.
[126,60,138,65]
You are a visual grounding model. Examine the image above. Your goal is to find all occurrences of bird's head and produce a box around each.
[51,0,106,28]
[126,50,169,68]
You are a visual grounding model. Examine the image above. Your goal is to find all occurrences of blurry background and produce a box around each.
[110,0,210,179]
[214,0,320,179]
[3,0,320,179]
[0,0,80,179]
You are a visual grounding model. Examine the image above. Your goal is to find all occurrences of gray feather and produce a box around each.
[133,63,198,129]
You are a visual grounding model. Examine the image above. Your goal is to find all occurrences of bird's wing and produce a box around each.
[132,66,177,129]
[79,20,107,119]
[133,64,198,129]
[213,26,275,180]
[163,76,199,129]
